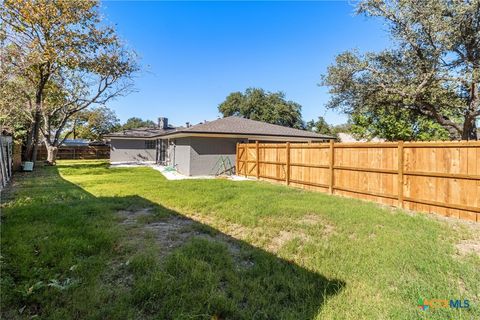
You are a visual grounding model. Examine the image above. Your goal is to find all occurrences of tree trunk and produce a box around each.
[461,115,478,140]
[24,127,35,161]
[463,81,479,140]
[73,118,77,139]
[30,106,42,162]
[45,144,58,165]
[28,70,48,163]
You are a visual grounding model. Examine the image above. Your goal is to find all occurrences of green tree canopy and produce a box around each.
[121,117,156,130]
[322,0,480,140]
[218,88,304,129]
[305,117,333,135]
[305,117,352,140]
[348,107,450,141]
[0,69,32,143]
[1,0,138,163]
[70,106,120,141]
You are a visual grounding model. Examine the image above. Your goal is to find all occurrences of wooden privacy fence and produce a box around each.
[38,145,110,160]
[236,141,480,222]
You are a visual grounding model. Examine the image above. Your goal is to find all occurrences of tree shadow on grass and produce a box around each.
[1,164,345,319]
[117,197,346,319]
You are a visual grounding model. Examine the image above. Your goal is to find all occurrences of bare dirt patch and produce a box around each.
[192,214,336,254]
[321,223,337,237]
[298,214,323,225]
[262,214,336,236]
[144,216,196,252]
[268,230,310,253]
[296,215,337,239]
[443,217,480,257]
[456,240,480,257]
[118,208,154,226]
[118,208,246,263]
[118,209,339,258]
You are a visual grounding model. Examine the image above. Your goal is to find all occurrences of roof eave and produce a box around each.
[105,131,334,141]
[160,131,333,140]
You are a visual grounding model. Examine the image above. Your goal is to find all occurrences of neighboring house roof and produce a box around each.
[105,126,178,138]
[107,116,334,140]
[61,139,90,146]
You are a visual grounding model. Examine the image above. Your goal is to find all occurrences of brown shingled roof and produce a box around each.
[106,116,333,140]
[170,116,333,139]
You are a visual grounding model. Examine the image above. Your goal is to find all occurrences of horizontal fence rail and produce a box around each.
[38,145,110,160]
[236,141,480,222]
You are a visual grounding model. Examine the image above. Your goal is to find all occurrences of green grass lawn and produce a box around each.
[1,160,479,319]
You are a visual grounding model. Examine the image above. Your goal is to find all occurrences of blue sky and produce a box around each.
[101,1,390,127]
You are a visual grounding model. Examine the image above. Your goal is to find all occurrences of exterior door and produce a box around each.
[157,139,167,164]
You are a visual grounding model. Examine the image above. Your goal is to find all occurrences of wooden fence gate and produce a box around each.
[236,141,480,222]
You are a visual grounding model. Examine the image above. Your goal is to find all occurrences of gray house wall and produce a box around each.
[166,137,247,176]
[189,137,245,176]
[110,139,156,163]
[110,135,313,176]
[167,137,191,176]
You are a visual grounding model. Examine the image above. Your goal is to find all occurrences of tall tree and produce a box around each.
[121,117,156,130]
[322,0,480,140]
[0,64,33,146]
[69,106,120,141]
[305,117,352,140]
[218,88,304,129]
[0,28,36,151]
[1,0,138,164]
[305,116,333,135]
[348,107,450,141]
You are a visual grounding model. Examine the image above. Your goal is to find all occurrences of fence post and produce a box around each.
[397,141,404,208]
[235,143,239,175]
[255,141,259,179]
[329,140,334,194]
[244,143,248,177]
[285,142,290,185]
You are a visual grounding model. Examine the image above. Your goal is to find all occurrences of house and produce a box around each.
[61,139,91,147]
[105,116,334,176]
